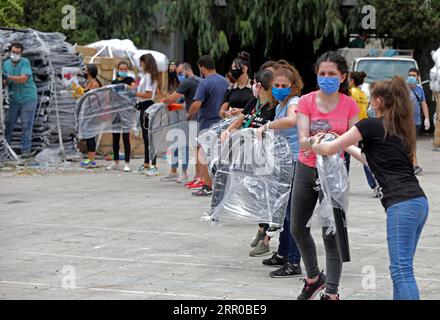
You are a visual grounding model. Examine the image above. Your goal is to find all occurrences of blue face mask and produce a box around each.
[317,76,341,95]
[118,71,128,78]
[177,73,186,82]
[272,87,291,101]
[407,76,417,85]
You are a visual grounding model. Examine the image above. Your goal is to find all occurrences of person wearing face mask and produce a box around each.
[106,61,137,172]
[187,55,229,196]
[254,61,303,277]
[80,64,102,168]
[220,68,278,256]
[292,52,359,300]
[161,62,201,183]
[407,68,430,176]
[219,52,254,119]
[312,76,428,300]
[2,42,38,159]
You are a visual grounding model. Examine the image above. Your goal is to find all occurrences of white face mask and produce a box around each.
[10,53,21,62]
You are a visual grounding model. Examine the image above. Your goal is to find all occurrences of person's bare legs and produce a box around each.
[198,146,212,188]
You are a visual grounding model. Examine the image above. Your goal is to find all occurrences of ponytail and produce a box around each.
[370,76,416,160]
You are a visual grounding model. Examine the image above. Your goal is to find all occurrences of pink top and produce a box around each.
[297,91,359,168]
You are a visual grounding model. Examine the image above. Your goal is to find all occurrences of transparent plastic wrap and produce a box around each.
[0,135,19,162]
[307,133,350,262]
[146,102,188,159]
[197,117,237,176]
[204,129,294,227]
[75,84,137,139]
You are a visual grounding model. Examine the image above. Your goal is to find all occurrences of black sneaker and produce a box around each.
[192,185,213,196]
[270,262,302,278]
[297,271,326,300]
[320,293,340,300]
[262,252,287,267]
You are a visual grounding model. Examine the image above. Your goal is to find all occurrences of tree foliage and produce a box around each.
[0,0,24,28]
[160,0,348,57]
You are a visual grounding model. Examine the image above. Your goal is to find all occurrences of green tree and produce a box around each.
[0,0,24,28]
[350,0,440,79]
[160,0,348,58]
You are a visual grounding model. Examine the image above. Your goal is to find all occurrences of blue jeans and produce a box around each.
[171,146,189,171]
[386,196,429,300]
[5,100,38,153]
[278,186,301,264]
[363,165,377,189]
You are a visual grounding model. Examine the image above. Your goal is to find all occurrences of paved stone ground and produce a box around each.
[0,137,439,300]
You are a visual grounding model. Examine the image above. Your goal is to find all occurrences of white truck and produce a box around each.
[338,48,419,99]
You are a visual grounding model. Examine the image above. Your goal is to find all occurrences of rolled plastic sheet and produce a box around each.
[204,129,294,227]
[75,84,137,140]
[307,133,350,262]
[146,102,188,160]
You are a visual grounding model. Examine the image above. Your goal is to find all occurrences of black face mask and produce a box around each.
[169,71,177,79]
[231,68,243,81]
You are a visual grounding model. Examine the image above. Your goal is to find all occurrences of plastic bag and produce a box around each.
[146,102,188,160]
[35,147,62,167]
[205,129,294,227]
[75,84,137,139]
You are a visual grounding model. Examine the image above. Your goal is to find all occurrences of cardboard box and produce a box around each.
[75,46,97,57]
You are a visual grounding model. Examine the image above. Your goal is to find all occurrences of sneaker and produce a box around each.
[136,165,148,174]
[123,164,131,172]
[249,240,270,257]
[250,229,266,248]
[177,173,190,184]
[270,262,303,278]
[189,180,206,191]
[192,185,213,196]
[106,163,120,171]
[414,165,423,176]
[80,159,97,169]
[297,271,327,300]
[21,152,33,160]
[186,178,203,189]
[146,166,159,177]
[160,172,178,182]
[320,293,340,300]
[262,252,287,266]
[185,177,199,187]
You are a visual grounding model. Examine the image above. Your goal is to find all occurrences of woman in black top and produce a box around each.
[219,52,254,119]
[312,76,429,300]
[107,61,136,172]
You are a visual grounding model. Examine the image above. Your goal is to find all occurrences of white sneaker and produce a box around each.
[177,172,190,183]
[146,166,159,177]
[106,163,120,171]
[124,164,131,172]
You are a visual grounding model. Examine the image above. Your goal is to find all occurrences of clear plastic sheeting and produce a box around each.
[0,135,19,162]
[146,103,188,160]
[35,147,62,168]
[205,129,294,227]
[307,134,350,234]
[197,117,237,177]
[75,84,137,140]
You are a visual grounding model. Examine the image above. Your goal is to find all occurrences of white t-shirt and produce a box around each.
[137,73,157,102]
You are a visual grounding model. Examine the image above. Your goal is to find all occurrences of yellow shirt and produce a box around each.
[350,87,369,120]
